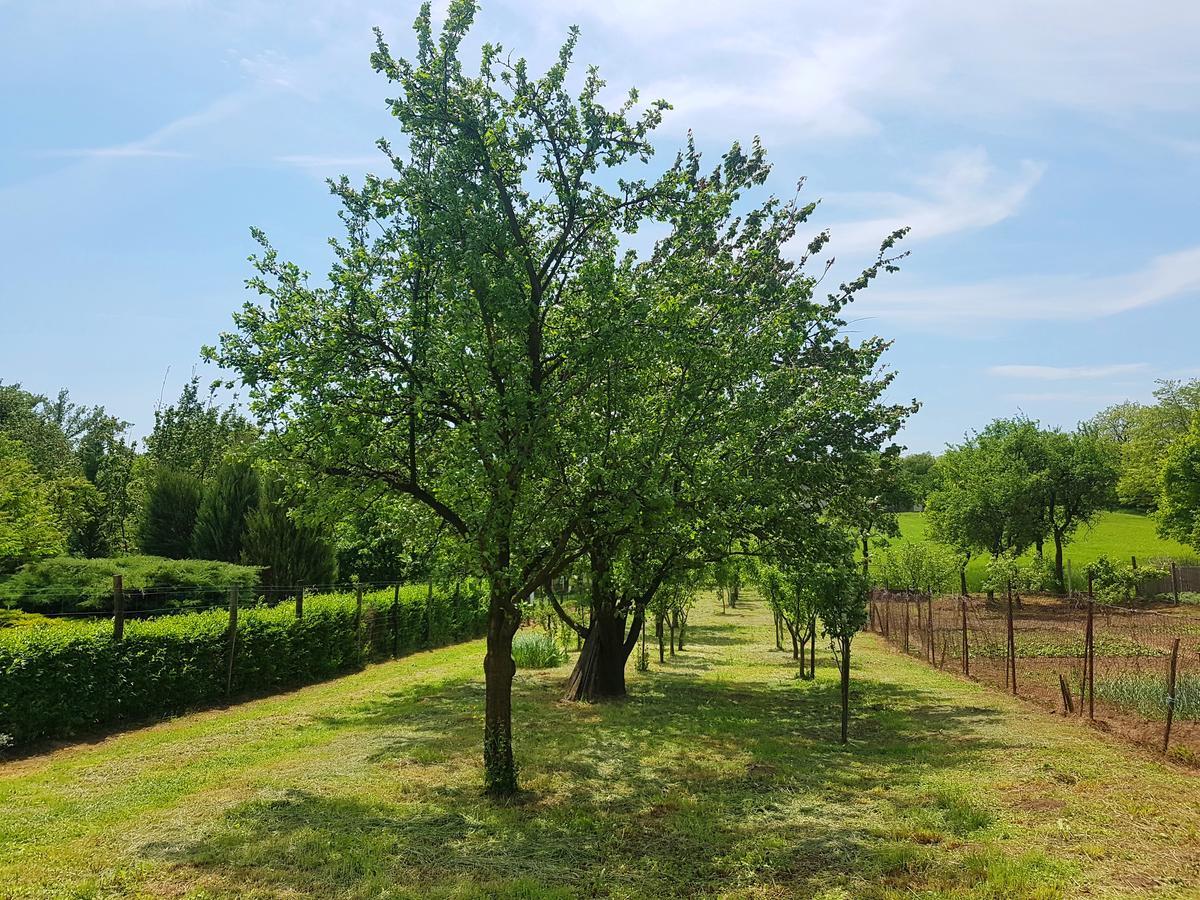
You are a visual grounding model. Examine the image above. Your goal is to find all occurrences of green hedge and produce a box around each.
[0,582,486,748]
[0,556,262,613]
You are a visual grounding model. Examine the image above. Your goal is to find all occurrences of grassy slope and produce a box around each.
[881,510,1198,591]
[2,598,1198,898]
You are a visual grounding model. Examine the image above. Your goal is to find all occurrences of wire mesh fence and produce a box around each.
[869,589,1200,762]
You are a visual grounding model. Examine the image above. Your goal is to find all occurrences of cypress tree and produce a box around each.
[191,460,259,562]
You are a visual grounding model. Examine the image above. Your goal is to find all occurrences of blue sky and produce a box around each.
[2,0,1198,452]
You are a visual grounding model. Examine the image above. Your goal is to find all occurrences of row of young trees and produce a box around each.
[210,2,912,794]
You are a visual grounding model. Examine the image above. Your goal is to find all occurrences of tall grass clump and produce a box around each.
[1095,671,1199,721]
[512,631,565,669]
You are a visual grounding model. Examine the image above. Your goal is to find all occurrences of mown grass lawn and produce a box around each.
[881,511,1198,592]
[2,597,1198,898]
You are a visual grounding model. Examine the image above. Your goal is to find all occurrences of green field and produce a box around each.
[875,511,1197,592]
[2,596,1198,898]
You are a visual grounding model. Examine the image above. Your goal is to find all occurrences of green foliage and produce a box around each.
[815,570,871,641]
[1158,415,1200,549]
[242,477,337,588]
[1083,554,1167,604]
[890,452,938,512]
[0,582,486,747]
[0,555,261,613]
[511,631,566,669]
[1092,380,1200,510]
[139,467,202,559]
[0,437,66,572]
[0,383,78,478]
[877,541,957,594]
[144,376,253,482]
[191,459,259,562]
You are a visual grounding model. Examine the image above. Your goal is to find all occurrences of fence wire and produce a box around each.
[870,589,1200,761]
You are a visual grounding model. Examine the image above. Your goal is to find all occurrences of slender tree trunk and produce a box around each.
[483,587,519,797]
[656,613,665,663]
[789,624,799,659]
[809,617,816,677]
[839,636,851,745]
[730,573,739,608]
[862,535,870,581]
[960,565,968,598]
[1054,530,1066,594]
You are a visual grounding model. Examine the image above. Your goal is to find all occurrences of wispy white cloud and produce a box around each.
[855,245,1200,325]
[38,147,192,159]
[825,148,1044,254]
[988,363,1149,381]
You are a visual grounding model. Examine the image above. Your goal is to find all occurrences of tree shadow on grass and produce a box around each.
[153,608,1013,899]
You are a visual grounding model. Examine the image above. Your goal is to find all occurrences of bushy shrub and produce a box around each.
[511,631,565,669]
[1084,554,1168,604]
[0,555,261,613]
[0,581,486,747]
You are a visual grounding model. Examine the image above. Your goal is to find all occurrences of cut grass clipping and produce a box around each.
[512,630,566,668]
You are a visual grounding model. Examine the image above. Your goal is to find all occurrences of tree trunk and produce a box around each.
[789,624,799,659]
[1054,530,1065,594]
[656,614,665,663]
[563,607,634,701]
[839,636,851,745]
[562,544,635,702]
[960,565,968,598]
[483,591,519,797]
[862,535,870,581]
[809,617,816,677]
[730,574,739,608]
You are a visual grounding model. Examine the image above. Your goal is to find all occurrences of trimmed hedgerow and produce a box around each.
[0,582,486,748]
[0,556,262,613]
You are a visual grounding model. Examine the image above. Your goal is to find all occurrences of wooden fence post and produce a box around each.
[295,585,304,619]
[1172,562,1181,605]
[903,598,910,654]
[112,575,125,641]
[1131,555,1139,597]
[1059,673,1075,714]
[1086,599,1095,719]
[1164,638,1181,753]
[961,597,969,677]
[391,583,400,658]
[927,594,935,663]
[226,585,239,696]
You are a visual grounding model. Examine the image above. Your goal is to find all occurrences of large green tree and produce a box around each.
[211,1,909,792]
[1039,427,1118,589]
[213,2,683,795]
[1093,380,1200,510]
